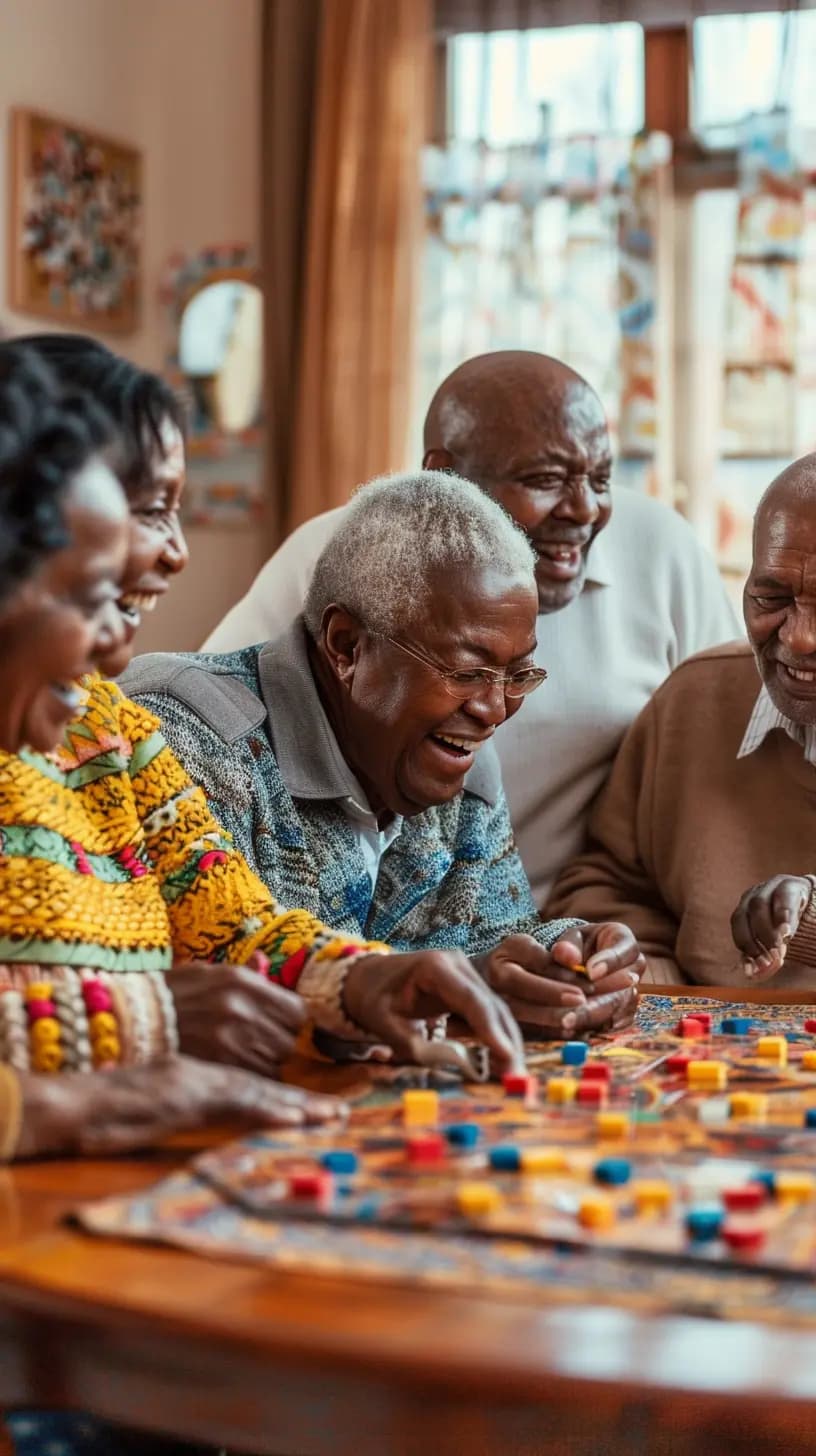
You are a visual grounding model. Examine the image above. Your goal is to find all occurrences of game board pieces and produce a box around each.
[756,1035,788,1066]
[594,1157,631,1187]
[805,1109,816,1129]
[803,1052,816,1072]
[722,1223,766,1254]
[721,1017,753,1035]
[805,1019,816,1034]
[546,1077,577,1105]
[677,1016,708,1038]
[320,1150,359,1175]
[665,1052,692,1072]
[562,1041,588,1066]
[596,1111,630,1138]
[406,1133,446,1165]
[686,1208,723,1241]
[289,1170,332,1201]
[576,1081,607,1106]
[402,1090,439,1127]
[723,1185,765,1213]
[687,1059,728,1090]
[520,1147,568,1174]
[581,1062,612,1083]
[502,1072,537,1098]
[489,1145,521,1172]
[774,1172,815,1203]
[457,1181,502,1217]
[445,1123,480,1148]
[729,1092,768,1120]
[578,1193,615,1230]
[633,1180,673,1215]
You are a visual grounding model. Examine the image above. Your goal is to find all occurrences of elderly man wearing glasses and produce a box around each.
[121,472,644,1038]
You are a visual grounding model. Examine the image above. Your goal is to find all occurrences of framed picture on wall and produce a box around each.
[8,107,142,333]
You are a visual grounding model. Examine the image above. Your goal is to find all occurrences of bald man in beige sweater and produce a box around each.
[547,454,816,988]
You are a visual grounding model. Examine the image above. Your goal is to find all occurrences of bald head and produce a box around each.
[745,451,816,726]
[422,351,612,614]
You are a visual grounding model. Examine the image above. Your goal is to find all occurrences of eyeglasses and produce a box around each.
[382,634,548,699]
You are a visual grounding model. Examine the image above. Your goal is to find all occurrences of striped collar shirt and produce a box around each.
[738,684,816,767]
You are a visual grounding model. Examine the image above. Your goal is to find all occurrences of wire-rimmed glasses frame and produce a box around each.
[379,633,548,700]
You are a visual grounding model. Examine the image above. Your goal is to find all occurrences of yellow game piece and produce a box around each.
[687,1059,728,1090]
[578,1193,615,1230]
[774,1172,815,1203]
[728,1092,768,1121]
[520,1147,568,1174]
[596,1111,630,1139]
[401,1090,439,1128]
[633,1179,673,1214]
[456,1181,503,1216]
[802,1051,816,1072]
[546,1076,577,1105]
[757,1035,788,1067]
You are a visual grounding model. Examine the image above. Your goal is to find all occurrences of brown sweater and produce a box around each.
[546,641,816,986]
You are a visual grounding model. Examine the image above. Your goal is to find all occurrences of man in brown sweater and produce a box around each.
[546,453,816,987]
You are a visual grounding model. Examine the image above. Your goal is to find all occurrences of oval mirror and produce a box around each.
[178,278,263,434]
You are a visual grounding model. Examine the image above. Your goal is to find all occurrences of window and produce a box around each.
[449,24,644,146]
[694,11,816,141]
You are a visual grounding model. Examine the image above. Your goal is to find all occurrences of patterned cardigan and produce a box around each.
[122,644,579,957]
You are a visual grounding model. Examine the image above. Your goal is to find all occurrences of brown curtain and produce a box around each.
[262,0,431,539]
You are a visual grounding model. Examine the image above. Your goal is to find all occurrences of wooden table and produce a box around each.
[2,987,816,1456]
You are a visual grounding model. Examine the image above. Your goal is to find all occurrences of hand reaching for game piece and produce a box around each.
[342,951,526,1075]
[15,1058,343,1159]
[475,923,644,1036]
[731,875,814,981]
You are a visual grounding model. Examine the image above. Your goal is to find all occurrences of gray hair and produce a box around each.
[303,469,536,639]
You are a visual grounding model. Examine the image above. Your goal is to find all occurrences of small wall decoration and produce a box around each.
[8,107,142,332]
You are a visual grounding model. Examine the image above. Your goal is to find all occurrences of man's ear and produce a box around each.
[321,605,363,687]
[423,447,456,473]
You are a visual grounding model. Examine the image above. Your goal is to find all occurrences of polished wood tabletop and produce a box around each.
[2,986,816,1456]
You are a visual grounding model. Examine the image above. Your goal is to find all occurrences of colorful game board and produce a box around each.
[77,997,816,1326]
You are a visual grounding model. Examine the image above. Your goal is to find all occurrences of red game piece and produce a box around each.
[722,1222,766,1254]
[502,1072,537,1099]
[677,1017,707,1039]
[581,1062,612,1083]
[805,1020,816,1034]
[288,1169,333,1200]
[576,1081,607,1106]
[406,1133,446,1165]
[690,1012,712,1032]
[665,1053,693,1072]
[723,1185,766,1213]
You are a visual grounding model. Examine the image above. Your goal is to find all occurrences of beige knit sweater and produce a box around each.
[546,642,816,986]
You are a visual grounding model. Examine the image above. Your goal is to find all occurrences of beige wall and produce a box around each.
[0,0,267,650]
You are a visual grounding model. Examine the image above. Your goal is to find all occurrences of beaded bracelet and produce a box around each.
[23,980,65,1074]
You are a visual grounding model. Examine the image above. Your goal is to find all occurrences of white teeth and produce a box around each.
[119,591,158,614]
[785,666,816,682]
[51,682,82,709]
[435,734,481,753]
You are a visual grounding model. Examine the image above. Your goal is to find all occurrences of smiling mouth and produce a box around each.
[427,732,490,763]
[50,681,83,712]
[779,662,816,685]
[534,543,587,577]
[119,590,160,630]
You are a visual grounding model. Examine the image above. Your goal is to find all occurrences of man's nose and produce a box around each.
[552,478,600,526]
[463,680,509,727]
[780,604,816,659]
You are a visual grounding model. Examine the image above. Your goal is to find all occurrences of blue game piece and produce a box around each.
[686,1208,724,1242]
[750,1170,776,1196]
[445,1123,480,1149]
[593,1157,631,1187]
[320,1150,359,1175]
[562,1041,588,1066]
[805,1109,816,1130]
[354,1196,380,1222]
[721,1017,754,1035]
[489,1145,521,1172]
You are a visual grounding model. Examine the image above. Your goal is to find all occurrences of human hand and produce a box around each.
[731,875,813,981]
[15,1057,343,1159]
[342,951,525,1074]
[476,925,642,1036]
[167,960,306,1074]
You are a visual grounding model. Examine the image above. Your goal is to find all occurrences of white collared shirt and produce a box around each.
[738,683,816,767]
[204,489,739,904]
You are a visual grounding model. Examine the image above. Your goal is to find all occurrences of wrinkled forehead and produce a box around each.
[753,502,816,592]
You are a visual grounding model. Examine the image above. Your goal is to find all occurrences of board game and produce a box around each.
[77,997,816,1327]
